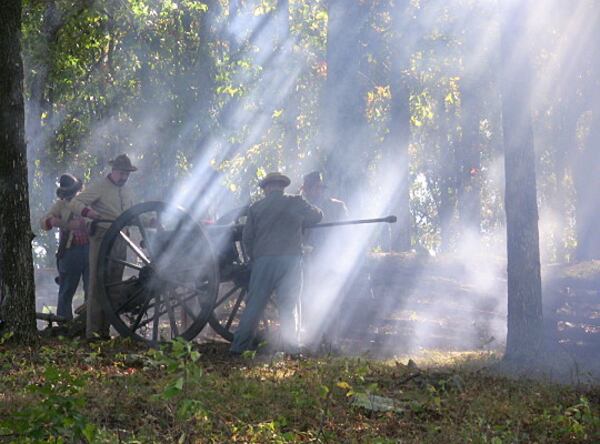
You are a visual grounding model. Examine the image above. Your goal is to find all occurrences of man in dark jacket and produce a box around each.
[301,171,348,248]
[231,172,323,354]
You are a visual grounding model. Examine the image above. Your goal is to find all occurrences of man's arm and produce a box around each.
[332,198,349,220]
[297,196,323,226]
[241,209,255,261]
[39,201,66,231]
[69,182,101,218]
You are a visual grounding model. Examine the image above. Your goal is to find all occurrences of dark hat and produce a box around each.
[56,174,82,199]
[109,154,138,172]
[259,172,291,188]
[303,171,325,187]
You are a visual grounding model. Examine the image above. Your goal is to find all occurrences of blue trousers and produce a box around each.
[57,244,89,320]
[231,255,302,353]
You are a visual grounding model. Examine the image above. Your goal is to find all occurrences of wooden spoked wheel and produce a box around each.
[208,271,280,344]
[97,201,219,344]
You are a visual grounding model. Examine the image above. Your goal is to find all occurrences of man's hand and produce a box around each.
[49,216,61,228]
[85,208,100,220]
[67,218,86,231]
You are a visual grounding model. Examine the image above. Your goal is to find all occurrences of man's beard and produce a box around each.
[116,178,127,186]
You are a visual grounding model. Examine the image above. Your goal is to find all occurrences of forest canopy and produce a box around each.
[21,0,598,268]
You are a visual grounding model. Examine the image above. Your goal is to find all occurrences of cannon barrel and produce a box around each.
[306,215,397,229]
[93,215,397,235]
[210,215,397,233]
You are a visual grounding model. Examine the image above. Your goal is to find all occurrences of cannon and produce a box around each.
[95,201,395,345]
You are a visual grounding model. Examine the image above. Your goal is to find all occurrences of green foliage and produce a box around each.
[0,341,599,442]
[542,396,600,441]
[20,0,593,260]
[145,338,205,419]
[241,349,257,359]
[0,366,96,443]
[0,332,14,345]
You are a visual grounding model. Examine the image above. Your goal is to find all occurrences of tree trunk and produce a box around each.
[0,0,38,342]
[385,0,412,251]
[323,0,370,205]
[500,2,543,361]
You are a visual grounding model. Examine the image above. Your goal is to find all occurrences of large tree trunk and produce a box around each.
[323,0,370,205]
[500,2,543,361]
[0,0,38,342]
[385,0,413,251]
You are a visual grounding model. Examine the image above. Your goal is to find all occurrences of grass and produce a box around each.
[0,337,599,443]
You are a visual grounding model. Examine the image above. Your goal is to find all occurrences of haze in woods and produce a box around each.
[1,0,600,442]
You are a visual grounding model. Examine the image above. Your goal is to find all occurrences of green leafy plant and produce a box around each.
[145,338,205,419]
[551,396,600,440]
[0,366,96,443]
[242,349,257,360]
[0,331,14,345]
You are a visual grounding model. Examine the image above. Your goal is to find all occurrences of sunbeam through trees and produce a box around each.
[1,0,600,441]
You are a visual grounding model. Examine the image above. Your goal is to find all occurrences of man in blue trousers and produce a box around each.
[231,172,322,354]
[40,174,89,320]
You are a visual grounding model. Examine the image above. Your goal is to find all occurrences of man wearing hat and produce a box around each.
[301,171,348,227]
[300,171,349,350]
[40,174,89,320]
[70,154,137,339]
[231,172,323,354]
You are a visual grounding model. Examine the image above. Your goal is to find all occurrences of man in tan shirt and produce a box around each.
[70,154,137,339]
[40,174,89,320]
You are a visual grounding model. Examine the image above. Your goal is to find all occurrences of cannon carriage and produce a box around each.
[96,201,276,345]
[96,201,395,345]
